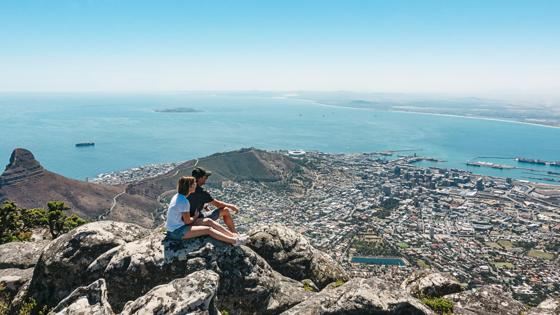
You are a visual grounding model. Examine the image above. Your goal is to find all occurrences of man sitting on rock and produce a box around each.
[189,167,241,236]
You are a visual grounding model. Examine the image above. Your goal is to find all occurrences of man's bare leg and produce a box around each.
[220,207,237,234]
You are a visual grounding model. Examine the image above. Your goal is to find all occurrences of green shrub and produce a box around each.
[331,279,346,288]
[420,296,453,315]
[16,298,49,315]
[0,200,87,244]
[303,281,316,292]
[0,283,9,315]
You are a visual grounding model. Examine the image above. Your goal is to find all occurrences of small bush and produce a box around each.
[303,281,316,292]
[420,296,453,315]
[331,279,346,288]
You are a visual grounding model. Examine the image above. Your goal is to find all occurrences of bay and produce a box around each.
[1,92,559,182]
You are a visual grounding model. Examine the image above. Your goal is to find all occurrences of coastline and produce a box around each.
[291,97,560,130]
[88,149,560,188]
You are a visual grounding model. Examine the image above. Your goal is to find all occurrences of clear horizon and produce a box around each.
[1,1,559,98]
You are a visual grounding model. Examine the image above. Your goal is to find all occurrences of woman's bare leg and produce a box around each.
[183,225,236,245]
[195,218,237,238]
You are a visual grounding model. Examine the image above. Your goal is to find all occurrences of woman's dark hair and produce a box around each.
[177,176,195,195]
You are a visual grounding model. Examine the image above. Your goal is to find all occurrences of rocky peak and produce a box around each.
[0,148,44,187]
[4,221,556,315]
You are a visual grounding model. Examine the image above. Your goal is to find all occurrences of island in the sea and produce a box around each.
[154,107,202,113]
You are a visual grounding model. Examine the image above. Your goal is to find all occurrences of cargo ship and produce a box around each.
[466,161,513,169]
[75,142,95,147]
[516,157,546,165]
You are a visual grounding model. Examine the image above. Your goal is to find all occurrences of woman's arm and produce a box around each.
[182,212,196,225]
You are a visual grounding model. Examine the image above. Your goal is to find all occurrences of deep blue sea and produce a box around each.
[1,92,559,183]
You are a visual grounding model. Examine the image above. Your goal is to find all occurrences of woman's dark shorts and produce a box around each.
[166,224,191,241]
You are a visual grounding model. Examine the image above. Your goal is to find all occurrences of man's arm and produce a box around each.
[210,199,238,213]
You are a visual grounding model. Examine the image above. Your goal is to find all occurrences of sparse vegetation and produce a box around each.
[497,240,513,249]
[493,262,514,269]
[331,279,346,288]
[528,249,554,260]
[0,200,87,244]
[397,242,409,249]
[352,239,400,257]
[303,281,316,292]
[420,296,454,315]
[417,259,430,269]
[0,284,9,315]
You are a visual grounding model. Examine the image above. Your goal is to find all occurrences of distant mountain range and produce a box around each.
[0,148,304,228]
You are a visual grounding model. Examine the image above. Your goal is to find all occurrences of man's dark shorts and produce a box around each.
[199,207,222,221]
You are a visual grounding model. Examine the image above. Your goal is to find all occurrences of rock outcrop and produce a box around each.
[247,224,349,289]
[401,271,463,298]
[87,232,309,313]
[0,148,44,187]
[281,277,433,315]
[4,220,552,315]
[120,270,220,315]
[49,279,114,315]
[26,221,150,308]
[0,268,33,295]
[528,297,560,315]
[0,240,50,269]
[445,285,528,315]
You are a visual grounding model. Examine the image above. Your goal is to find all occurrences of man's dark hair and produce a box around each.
[192,167,212,179]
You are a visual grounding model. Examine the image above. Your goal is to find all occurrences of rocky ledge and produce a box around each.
[1,221,557,315]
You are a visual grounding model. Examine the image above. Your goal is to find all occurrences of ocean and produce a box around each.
[1,92,559,183]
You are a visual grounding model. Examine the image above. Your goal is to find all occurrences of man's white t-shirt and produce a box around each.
[166,193,190,232]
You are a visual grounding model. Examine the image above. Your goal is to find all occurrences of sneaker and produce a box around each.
[234,236,248,246]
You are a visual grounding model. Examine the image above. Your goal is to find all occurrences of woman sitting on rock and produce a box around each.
[165,176,247,245]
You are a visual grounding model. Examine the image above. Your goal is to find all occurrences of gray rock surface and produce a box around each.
[0,240,50,269]
[528,297,560,315]
[446,285,528,315]
[0,267,33,294]
[247,224,349,289]
[401,270,463,298]
[120,270,220,315]
[281,277,433,315]
[87,232,310,314]
[49,279,114,315]
[25,221,149,308]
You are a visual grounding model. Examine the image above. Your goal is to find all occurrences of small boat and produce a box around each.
[75,142,95,147]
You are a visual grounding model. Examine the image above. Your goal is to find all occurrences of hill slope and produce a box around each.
[127,147,303,199]
[0,149,158,227]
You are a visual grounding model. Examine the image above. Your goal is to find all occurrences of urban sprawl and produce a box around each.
[94,151,560,306]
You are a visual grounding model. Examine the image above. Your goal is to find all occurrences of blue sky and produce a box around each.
[1,0,559,96]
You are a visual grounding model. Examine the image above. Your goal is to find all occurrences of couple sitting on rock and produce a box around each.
[165,167,248,246]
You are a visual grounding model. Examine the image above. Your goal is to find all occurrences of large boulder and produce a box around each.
[401,271,463,298]
[0,268,33,295]
[445,285,528,315]
[281,277,433,315]
[247,224,349,289]
[0,240,50,269]
[49,279,113,315]
[87,232,310,314]
[25,221,149,308]
[528,297,560,315]
[120,270,220,315]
